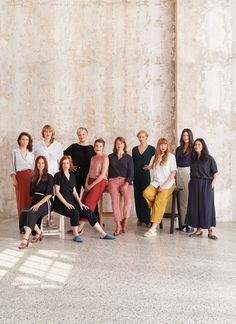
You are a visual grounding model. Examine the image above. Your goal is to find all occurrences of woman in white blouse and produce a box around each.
[9,132,34,231]
[34,124,63,227]
[34,124,63,176]
[143,138,177,237]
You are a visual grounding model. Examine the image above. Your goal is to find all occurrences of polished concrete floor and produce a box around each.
[0,216,236,324]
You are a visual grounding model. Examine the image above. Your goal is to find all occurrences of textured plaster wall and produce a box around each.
[176,0,236,221]
[0,0,175,218]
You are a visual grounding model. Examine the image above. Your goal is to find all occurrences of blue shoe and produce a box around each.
[101,233,116,240]
[73,235,83,243]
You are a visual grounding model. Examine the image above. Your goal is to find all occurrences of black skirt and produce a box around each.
[185,178,216,229]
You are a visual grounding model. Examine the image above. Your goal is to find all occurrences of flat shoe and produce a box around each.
[144,230,157,237]
[208,232,218,240]
[73,235,83,243]
[18,238,29,249]
[189,230,203,237]
[101,234,116,240]
[113,228,122,236]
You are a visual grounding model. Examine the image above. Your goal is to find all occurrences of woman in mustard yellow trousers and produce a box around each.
[143,138,177,237]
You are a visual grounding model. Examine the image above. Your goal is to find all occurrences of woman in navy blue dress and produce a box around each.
[132,130,155,226]
[185,138,218,239]
[18,156,54,249]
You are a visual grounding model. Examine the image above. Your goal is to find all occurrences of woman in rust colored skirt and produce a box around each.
[9,132,34,232]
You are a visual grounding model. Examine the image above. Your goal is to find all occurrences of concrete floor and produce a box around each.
[0,216,236,324]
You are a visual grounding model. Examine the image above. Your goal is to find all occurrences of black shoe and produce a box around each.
[185,226,194,233]
[176,225,186,231]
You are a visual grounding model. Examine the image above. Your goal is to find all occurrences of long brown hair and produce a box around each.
[152,138,169,168]
[32,156,49,183]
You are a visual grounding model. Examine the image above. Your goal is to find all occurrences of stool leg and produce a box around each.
[60,215,65,239]
[176,191,183,230]
[170,191,176,234]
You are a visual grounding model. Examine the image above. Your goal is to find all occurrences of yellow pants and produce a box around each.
[143,184,176,224]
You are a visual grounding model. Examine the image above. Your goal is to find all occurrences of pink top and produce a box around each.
[88,155,107,180]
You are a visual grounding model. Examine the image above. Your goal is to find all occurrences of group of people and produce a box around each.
[9,125,218,249]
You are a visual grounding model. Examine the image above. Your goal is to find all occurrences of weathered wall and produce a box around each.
[176,0,236,221]
[0,0,175,218]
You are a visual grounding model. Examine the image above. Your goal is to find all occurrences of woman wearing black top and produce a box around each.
[18,156,54,249]
[64,127,95,195]
[132,130,155,226]
[175,128,194,232]
[53,156,115,243]
[185,138,218,240]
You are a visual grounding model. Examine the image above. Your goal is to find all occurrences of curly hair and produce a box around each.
[152,138,169,168]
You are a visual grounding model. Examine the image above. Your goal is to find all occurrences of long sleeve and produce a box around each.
[126,156,134,185]
[9,150,16,175]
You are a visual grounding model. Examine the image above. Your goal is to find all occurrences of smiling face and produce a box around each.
[61,158,71,172]
[194,140,203,154]
[77,130,88,144]
[138,132,148,145]
[94,142,104,155]
[43,129,53,141]
[37,158,45,173]
[159,143,168,153]
[115,140,125,152]
[19,135,29,148]
[182,131,190,144]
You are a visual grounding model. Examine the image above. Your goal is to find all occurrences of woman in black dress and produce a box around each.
[132,130,155,226]
[185,138,218,239]
[18,156,54,249]
[53,156,115,243]
[64,127,95,195]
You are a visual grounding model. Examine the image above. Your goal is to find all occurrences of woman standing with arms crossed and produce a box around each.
[18,156,54,249]
[53,156,115,242]
[64,127,95,196]
[9,132,34,231]
[185,138,218,240]
[132,130,155,226]
[175,128,194,233]
[108,137,134,236]
[143,138,177,237]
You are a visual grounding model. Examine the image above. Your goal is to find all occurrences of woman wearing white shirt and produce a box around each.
[143,138,177,237]
[34,125,63,176]
[9,132,34,230]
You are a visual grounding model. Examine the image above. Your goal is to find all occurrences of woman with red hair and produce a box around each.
[143,138,177,237]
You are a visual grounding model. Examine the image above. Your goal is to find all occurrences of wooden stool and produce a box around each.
[159,188,183,234]
[99,187,113,227]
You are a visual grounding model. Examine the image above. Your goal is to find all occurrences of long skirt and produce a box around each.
[15,170,33,220]
[185,178,216,229]
[19,202,49,232]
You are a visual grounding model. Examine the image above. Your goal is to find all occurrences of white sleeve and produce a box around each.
[170,154,177,171]
[9,150,16,175]
[57,142,63,162]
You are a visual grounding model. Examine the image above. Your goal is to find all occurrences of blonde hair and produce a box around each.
[152,138,169,168]
[41,125,55,143]
[137,130,149,138]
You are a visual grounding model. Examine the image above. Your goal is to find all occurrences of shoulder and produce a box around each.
[149,145,156,152]
[48,174,54,181]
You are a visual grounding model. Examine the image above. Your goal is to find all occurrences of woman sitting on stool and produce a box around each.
[143,138,177,237]
[53,156,115,243]
[18,155,54,249]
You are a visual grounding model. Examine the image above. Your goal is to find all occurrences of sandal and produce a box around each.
[208,230,218,240]
[113,227,122,236]
[189,230,203,237]
[121,219,128,233]
[18,238,29,249]
[31,232,43,243]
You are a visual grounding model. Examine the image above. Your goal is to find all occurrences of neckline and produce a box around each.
[138,145,149,155]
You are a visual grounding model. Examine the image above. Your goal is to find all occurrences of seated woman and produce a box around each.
[79,138,108,232]
[143,138,177,237]
[18,156,54,249]
[53,155,115,243]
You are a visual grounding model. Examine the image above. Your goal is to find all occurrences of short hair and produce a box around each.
[41,124,55,143]
[113,136,127,154]
[59,155,74,172]
[137,130,149,138]
[94,138,105,147]
[17,132,33,152]
[76,127,88,136]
